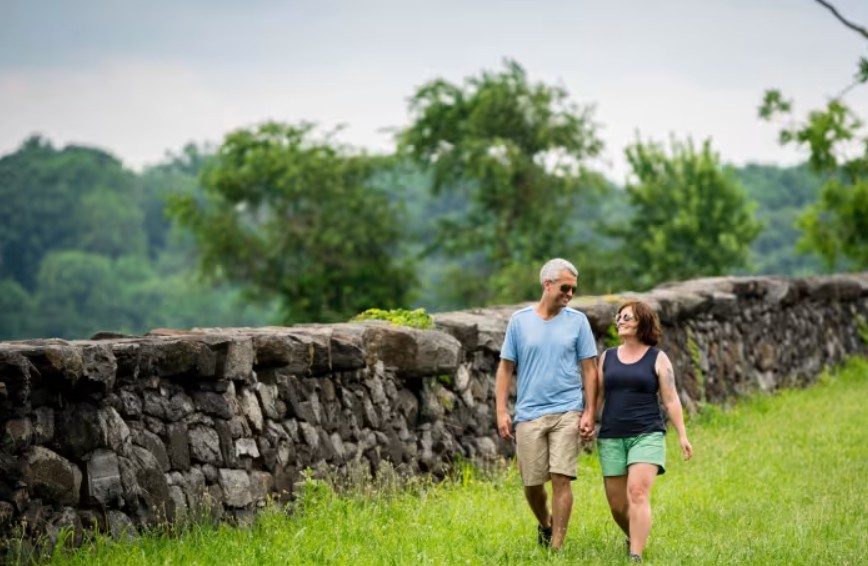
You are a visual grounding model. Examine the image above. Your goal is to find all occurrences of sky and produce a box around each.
[1,0,867,182]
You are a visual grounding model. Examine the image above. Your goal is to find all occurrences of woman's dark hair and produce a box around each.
[618,300,662,346]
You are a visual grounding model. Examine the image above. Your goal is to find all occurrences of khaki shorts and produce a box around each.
[515,411,580,486]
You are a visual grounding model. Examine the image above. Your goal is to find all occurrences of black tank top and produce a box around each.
[598,346,666,438]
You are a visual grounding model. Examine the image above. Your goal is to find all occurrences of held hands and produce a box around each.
[497,412,514,441]
[579,411,595,441]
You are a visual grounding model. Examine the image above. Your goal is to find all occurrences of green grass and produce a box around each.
[15,358,868,565]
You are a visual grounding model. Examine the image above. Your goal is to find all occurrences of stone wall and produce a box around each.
[1,273,867,548]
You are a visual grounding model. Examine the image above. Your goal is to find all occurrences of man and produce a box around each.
[495,257,598,551]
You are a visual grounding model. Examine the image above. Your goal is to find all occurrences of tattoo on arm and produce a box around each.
[665,366,676,390]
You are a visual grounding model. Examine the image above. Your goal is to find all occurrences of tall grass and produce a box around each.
[16,358,868,565]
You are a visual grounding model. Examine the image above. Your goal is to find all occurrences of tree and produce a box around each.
[29,251,122,339]
[0,137,145,291]
[167,122,414,324]
[814,0,868,41]
[0,278,33,340]
[616,138,762,290]
[759,1,868,269]
[137,143,212,259]
[733,164,826,276]
[398,59,605,306]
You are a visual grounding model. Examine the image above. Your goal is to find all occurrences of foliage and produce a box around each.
[0,56,860,340]
[167,122,415,324]
[760,93,868,269]
[0,279,32,340]
[136,143,210,259]
[615,137,762,289]
[399,59,606,306]
[0,138,276,341]
[0,136,144,291]
[19,358,868,565]
[733,163,823,211]
[603,323,620,349]
[856,313,868,345]
[731,163,826,276]
[28,251,139,339]
[351,307,434,329]
[686,329,706,403]
[0,132,830,339]
[759,10,868,270]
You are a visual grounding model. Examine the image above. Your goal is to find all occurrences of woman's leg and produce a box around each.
[626,463,658,557]
[603,475,630,537]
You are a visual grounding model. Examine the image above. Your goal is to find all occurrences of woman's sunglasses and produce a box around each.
[614,313,635,323]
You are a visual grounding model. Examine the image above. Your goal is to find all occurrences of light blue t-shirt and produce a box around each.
[500,305,598,423]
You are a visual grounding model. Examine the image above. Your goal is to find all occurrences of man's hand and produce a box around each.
[579,410,595,441]
[497,411,514,441]
[495,359,516,441]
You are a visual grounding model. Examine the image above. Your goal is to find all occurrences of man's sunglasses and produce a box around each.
[559,284,578,294]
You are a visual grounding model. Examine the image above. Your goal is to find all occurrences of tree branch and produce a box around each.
[815,0,868,41]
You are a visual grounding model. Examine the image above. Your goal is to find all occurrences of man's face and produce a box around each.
[546,270,577,307]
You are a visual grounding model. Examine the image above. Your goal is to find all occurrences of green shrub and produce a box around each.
[855,313,868,346]
[686,329,706,403]
[603,323,620,348]
[351,307,434,329]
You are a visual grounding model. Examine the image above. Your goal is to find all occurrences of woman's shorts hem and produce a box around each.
[597,432,666,476]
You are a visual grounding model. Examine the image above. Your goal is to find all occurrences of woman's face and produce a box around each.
[615,306,638,338]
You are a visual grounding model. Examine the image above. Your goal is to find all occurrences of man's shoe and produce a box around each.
[537,524,553,547]
[629,553,643,562]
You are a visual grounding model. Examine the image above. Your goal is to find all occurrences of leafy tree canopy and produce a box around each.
[615,138,762,289]
[167,122,415,324]
[0,136,145,291]
[398,59,606,305]
[758,0,868,270]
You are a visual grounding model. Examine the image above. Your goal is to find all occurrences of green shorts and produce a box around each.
[597,433,666,476]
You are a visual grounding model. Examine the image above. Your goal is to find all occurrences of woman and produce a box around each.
[597,300,693,563]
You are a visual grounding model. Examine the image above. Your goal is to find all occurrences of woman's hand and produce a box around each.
[680,436,693,461]
[579,411,595,441]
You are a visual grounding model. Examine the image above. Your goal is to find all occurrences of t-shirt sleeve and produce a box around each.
[575,317,597,360]
[500,317,518,361]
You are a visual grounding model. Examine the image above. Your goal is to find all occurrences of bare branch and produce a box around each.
[815,0,868,41]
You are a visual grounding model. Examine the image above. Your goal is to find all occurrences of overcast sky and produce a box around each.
[1,0,867,181]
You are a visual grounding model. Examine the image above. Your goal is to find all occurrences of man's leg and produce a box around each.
[549,473,573,549]
[523,483,551,531]
[626,463,658,557]
[516,417,553,545]
[547,411,580,550]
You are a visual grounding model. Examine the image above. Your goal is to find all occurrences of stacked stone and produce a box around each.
[1,272,867,551]
[0,322,469,549]
[568,273,868,411]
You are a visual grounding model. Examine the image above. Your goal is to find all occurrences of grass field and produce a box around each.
[13,358,868,565]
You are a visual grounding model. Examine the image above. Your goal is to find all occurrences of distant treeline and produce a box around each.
[0,134,825,342]
[0,61,846,341]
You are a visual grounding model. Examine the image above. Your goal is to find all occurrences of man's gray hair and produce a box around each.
[539,258,578,285]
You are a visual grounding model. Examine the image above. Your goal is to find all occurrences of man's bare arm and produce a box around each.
[495,359,516,440]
